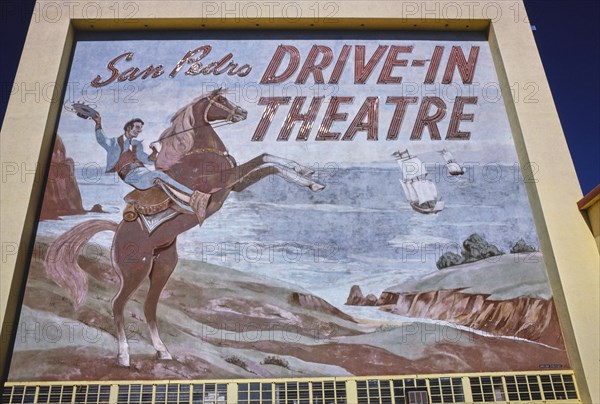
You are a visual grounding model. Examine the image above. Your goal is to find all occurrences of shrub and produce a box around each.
[262,355,289,368]
[225,355,248,371]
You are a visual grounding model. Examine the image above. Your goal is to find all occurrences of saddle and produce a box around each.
[124,187,175,219]
[123,184,211,226]
[122,147,231,223]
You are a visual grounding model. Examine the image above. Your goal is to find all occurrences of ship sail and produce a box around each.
[414,179,438,205]
[393,149,444,214]
[400,180,419,203]
[401,157,426,180]
[440,148,464,176]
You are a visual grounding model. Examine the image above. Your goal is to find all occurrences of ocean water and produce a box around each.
[37,162,541,315]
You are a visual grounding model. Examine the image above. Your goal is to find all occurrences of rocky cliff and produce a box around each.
[346,253,565,349]
[382,290,563,348]
[39,135,86,220]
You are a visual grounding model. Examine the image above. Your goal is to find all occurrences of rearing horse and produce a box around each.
[45,89,325,367]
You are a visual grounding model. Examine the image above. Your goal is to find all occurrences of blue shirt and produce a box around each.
[95,127,152,172]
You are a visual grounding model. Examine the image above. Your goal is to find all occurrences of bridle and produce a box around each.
[204,92,244,128]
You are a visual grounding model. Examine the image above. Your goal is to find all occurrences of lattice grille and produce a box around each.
[237,380,347,404]
[1,372,581,404]
[191,383,227,404]
[429,377,464,403]
[1,385,36,404]
[356,379,394,404]
[118,384,153,403]
[238,382,273,404]
[1,384,112,404]
[540,374,579,401]
[504,375,543,401]
[115,383,226,404]
[356,378,455,404]
[391,378,429,404]
[311,380,347,404]
[74,384,112,403]
[274,381,311,404]
[469,376,506,402]
[42,385,74,403]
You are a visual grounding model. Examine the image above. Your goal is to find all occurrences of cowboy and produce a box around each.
[91,114,210,223]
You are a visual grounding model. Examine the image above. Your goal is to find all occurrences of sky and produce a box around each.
[1,0,598,194]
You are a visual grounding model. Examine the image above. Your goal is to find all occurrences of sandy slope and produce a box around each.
[8,240,569,381]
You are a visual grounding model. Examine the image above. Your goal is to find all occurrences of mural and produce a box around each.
[8,31,569,381]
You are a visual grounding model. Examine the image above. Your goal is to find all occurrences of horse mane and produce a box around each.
[155,89,224,170]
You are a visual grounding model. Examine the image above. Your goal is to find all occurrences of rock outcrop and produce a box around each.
[435,233,503,269]
[345,285,378,306]
[510,238,537,253]
[90,204,106,213]
[436,251,465,269]
[346,286,398,306]
[39,135,86,220]
[462,233,503,262]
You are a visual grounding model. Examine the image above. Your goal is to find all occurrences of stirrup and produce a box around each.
[189,190,211,225]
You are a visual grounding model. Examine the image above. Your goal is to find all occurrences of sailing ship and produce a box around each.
[392,149,444,214]
[439,148,464,176]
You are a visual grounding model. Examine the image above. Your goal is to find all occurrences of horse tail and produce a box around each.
[45,219,118,309]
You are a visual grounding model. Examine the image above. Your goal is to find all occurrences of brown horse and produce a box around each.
[45,89,324,367]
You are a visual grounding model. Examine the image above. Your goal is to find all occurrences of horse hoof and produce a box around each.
[157,351,173,360]
[309,183,326,192]
[117,355,130,367]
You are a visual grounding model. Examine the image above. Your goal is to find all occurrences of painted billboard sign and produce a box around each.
[8,31,569,381]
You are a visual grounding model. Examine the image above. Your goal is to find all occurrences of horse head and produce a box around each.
[198,87,247,125]
[155,88,246,170]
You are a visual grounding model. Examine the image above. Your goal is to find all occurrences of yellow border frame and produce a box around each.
[1,1,598,402]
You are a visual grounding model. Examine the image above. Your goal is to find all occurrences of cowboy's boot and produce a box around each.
[189,190,211,225]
